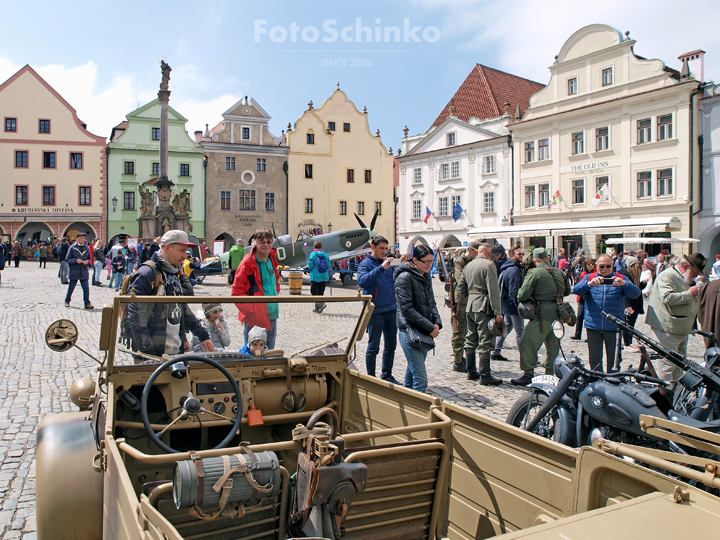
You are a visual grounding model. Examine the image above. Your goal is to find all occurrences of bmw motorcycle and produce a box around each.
[507,314,720,452]
[672,329,720,421]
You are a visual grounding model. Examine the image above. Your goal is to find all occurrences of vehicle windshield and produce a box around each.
[110,295,369,368]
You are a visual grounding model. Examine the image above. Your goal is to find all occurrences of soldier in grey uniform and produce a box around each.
[451,241,479,372]
[455,243,503,385]
[511,247,571,386]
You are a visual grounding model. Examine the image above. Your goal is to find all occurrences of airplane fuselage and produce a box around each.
[273,228,372,268]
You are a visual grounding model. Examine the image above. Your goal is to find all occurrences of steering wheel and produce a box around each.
[141,354,243,454]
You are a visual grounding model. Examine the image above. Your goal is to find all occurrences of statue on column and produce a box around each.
[138,185,154,217]
[160,60,171,91]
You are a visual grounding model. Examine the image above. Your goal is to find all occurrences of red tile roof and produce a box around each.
[431,64,545,128]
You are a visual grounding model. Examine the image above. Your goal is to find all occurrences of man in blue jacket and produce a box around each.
[357,235,398,383]
[573,253,641,372]
[492,247,526,360]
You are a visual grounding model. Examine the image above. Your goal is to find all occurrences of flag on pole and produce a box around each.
[548,190,564,211]
[592,184,611,208]
[423,206,432,224]
[452,202,463,222]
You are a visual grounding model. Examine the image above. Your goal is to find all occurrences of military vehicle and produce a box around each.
[38,294,720,540]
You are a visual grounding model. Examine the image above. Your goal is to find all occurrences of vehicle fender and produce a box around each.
[36,411,102,540]
[528,384,577,446]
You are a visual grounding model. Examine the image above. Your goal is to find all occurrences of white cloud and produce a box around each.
[407,0,720,83]
[0,58,244,140]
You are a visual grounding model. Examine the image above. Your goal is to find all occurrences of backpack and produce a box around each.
[316,253,328,274]
[117,261,164,348]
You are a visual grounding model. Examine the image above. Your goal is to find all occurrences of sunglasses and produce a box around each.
[597,265,613,269]
[209,309,223,315]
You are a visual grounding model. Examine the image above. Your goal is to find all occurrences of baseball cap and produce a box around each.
[467,241,481,251]
[160,230,194,246]
[237,238,243,244]
[532,247,549,259]
[76,231,86,237]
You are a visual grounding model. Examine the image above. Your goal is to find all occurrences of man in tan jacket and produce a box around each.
[455,243,503,385]
[645,253,706,382]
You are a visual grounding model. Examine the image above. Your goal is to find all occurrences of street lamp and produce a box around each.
[501,216,509,227]
[327,222,332,232]
[112,196,118,212]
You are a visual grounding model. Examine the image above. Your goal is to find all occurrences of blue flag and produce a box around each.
[452,202,463,222]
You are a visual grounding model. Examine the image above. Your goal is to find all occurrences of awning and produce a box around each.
[604,237,698,245]
[468,216,682,240]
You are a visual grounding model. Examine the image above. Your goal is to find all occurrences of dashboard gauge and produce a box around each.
[212,402,226,415]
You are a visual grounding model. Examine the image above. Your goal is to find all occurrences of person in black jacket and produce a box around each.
[126,230,212,360]
[394,245,442,393]
[492,247,526,360]
[619,256,647,353]
[64,232,93,309]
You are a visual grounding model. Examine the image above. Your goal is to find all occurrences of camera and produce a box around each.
[602,277,614,285]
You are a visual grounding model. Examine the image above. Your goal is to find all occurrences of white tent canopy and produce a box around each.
[468,216,682,240]
[604,237,698,245]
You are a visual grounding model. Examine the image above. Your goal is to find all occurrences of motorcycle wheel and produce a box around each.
[506,391,567,442]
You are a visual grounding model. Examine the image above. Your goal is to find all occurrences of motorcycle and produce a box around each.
[506,319,675,450]
[672,329,720,421]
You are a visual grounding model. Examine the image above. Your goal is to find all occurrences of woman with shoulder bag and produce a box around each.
[394,245,442,392]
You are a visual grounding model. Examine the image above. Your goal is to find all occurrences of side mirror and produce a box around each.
[45,319,79,352]
[552,320,565,340]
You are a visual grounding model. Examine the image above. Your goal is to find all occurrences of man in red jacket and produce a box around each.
[232,228,280,349]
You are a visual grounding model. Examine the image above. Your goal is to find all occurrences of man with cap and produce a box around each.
[511,247,571,386]
[451,241,478,372]
[645,252,707,383]
[64,232,94,309]
[126,230,213,359]
[455,242,504,385]
[228,237,246,286]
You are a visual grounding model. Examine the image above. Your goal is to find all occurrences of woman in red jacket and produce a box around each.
[231,229,281,349]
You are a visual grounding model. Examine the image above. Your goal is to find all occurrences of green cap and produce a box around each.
[467,241,480,251]
[532,247,549,259]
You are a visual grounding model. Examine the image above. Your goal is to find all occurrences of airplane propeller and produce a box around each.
[354,208,380,232]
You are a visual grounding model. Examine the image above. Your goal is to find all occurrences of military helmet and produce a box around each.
[488,318,508,337]
[70,378,96,411]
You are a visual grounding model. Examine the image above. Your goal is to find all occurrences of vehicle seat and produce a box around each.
[667,410,720,430]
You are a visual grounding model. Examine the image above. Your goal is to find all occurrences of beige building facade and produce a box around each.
[287,89,394,240]
[0,65,106,244]
[202,98,288,249]
[473,25,701,258]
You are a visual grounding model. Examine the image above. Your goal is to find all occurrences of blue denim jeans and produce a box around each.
[113,271,125,290]
[494,313,525,353]
[399,330,429,393]
[93,260,104,284]
[365,310,397,379]
[244,320,277,350]
[65,278,90,306]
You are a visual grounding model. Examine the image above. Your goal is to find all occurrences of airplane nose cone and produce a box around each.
[369,229,376,238]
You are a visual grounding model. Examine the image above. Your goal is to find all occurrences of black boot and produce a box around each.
[479,353,502,385]
[452,357,467,373]
[466,351,479,380]
[511,373,534,386]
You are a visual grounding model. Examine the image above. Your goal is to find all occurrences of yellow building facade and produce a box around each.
[287,89,394,240]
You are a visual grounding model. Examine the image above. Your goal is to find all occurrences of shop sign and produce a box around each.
[12,207,75,213]
[566,161,611,175]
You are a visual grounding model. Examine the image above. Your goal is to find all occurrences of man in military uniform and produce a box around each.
[511,248,571,386]
[451,241,479,372]
[455,243,503,385]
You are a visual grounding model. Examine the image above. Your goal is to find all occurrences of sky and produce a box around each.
[1,0,719,150]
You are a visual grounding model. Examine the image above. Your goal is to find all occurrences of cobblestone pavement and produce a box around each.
[0,262,709,538]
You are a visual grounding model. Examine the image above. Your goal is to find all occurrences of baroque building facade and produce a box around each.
[489,24,702,258]
[107,99,205,243]
[0,65,106,244]
[286,88,394,240]
[397,65,543,254]
[201,97,288,250]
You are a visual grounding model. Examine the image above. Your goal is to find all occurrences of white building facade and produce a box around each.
[484,24,702,258]
[699,85,720,257]
[397,116,511,254]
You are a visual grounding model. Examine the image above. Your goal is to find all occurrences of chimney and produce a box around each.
[678,50,705,82]
[194,130,203,146]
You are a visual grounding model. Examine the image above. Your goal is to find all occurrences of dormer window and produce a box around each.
[447,132,456,146]
[567,77,577,95]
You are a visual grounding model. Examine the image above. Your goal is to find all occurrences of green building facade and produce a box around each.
[107,99,204,242]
